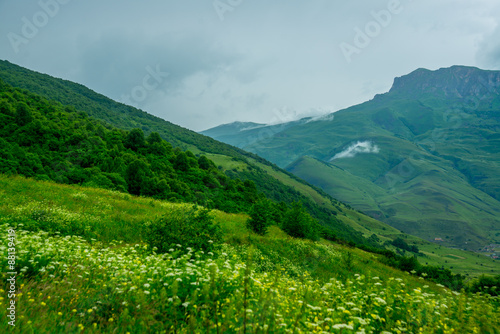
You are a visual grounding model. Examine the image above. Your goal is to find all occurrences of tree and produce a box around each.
[125,159,149,195]
[198,155,214,170]
[0,99,14,116]
[147,132,163,145]
[16,102,33,126]
[124,128,146,151]
[174,151,190,171]
[246,199,272,235]
[282,202,319,241]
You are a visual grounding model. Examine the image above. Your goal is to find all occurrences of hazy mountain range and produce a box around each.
[202,66,500,251]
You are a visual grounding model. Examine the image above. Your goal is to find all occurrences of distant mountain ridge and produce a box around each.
[202,66,500,251]
[388,66,500,99]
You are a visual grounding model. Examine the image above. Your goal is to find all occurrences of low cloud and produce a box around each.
[330,141,380,160]
[305,113,335,123]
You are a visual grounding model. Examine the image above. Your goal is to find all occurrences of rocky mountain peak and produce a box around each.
[388,66,500,99]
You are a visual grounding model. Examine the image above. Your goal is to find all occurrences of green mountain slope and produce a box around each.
[200,118,313,149]
[1,60,497,275]
[0,59,381,245]
[0,79,265,214]
[202,66,500,251]
[1,175,498,333]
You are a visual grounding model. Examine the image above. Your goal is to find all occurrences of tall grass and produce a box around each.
[0,175,498,333]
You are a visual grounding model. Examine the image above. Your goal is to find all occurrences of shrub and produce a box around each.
[468,275,500,296]
[246,199,271,235]
[282,202,319,241]
[144,205,222,254]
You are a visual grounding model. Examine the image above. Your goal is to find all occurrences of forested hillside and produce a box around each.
[0,60,373,245]
[0,79,260,213]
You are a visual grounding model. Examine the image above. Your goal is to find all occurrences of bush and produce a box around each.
[144,205,222,254]
[246,199,271,235]
[468,275,500,296]
[392,237,419,253]
[282,202,319,241]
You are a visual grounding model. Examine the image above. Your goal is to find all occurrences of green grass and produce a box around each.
[0,175,499,332]
[205,153,249,172]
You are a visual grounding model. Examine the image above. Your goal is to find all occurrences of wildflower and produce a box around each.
[306,304,321,311]
[333,324,353,330]
[144,291,150,294]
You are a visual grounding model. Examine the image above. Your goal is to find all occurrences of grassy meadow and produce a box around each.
[0,174,499,333]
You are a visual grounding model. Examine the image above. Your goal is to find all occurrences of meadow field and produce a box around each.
[0,175,498,333]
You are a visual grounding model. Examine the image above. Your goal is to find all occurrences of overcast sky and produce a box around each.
[1,0,500,131]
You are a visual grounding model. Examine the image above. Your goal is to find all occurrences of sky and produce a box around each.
[1,0,500,132]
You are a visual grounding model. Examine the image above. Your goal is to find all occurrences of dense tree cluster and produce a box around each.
[246,200,320,241]
[0,81,260,213]
[391,237,420,253]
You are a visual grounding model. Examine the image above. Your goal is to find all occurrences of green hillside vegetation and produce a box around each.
[202,66,500,252]
[0,60,372,246]
[0,62,496,278]
[0,79,260,213]
[1,175,499,333]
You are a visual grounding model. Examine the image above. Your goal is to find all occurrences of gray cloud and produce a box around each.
[1,0,499,131]
[476,24,500,70]
[76,31,243,99]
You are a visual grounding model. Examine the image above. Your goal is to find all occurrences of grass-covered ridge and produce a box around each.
[0,175,499,333]
[0,61,371,245]
[202,67,500,252]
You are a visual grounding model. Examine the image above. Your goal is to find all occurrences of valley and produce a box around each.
[202,66,500,253]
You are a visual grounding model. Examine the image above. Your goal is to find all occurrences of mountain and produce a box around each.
[2,60,498,276]
[200,118,316,149]
[0,59,379,245]
[202,66,500,251]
